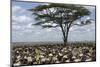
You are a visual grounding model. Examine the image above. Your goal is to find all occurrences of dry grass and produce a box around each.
[11,42,96,66]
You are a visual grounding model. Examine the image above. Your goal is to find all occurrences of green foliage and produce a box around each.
[30,4,90,28]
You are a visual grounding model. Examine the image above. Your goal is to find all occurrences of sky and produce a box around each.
[12,1,96,42]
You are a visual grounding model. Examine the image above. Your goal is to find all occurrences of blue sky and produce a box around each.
[12,1,96,42]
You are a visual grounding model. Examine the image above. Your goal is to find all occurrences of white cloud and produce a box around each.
[85,23,95,32]
[52,23,57,26]
[12,5,21,12]
[84,6,95,10]
[35,31,41,35]
[23,29,32,33]
[86,29,91,32]
[13,15,32,23]
[12,5,33,24]
[46,28,52,32]
[57,27,61,30]
[12,4,36,34]
[86,17,90,20]
[70,27,75,31]
[26,23,34,29]
[12,25,21,30]
[12,5,26,15]
[12,5,31,23]
[42,23,51,26]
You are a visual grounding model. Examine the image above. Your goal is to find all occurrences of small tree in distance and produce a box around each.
[30,3,94,45]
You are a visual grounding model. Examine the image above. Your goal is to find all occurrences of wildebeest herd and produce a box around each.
[11,42,96,66]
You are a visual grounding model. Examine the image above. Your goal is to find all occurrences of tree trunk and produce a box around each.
[63,37,67,45]
[60,25,66,45]
[60,24,70,45]
[66,30,69,44]
[63,28,69,45]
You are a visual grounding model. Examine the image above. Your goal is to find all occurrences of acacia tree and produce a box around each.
[30,3,93,45]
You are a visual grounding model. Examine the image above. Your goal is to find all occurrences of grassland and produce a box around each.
[11,41,96,66]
